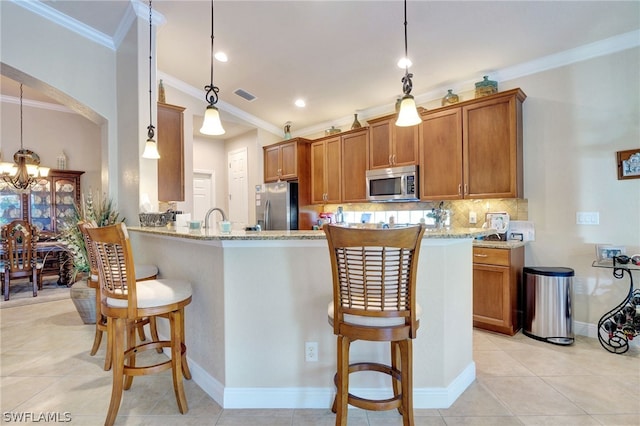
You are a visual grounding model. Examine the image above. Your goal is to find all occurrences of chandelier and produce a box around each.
[0,84,50,192]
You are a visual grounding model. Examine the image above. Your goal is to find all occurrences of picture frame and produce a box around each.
[596,244,626,262]
[617,149,640,180]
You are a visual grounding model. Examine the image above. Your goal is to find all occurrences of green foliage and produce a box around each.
[57,192,125,278]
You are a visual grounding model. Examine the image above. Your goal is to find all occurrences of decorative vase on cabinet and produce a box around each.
[351,113,362,129]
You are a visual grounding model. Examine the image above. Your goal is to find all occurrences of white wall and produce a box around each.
[0,102,101,193]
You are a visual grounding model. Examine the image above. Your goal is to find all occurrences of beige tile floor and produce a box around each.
[1,298,639,426]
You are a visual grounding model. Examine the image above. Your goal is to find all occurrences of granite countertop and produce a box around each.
[473,240,528,249]
[127,226,493,241]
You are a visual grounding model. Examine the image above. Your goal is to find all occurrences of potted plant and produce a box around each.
[57,192,124,323]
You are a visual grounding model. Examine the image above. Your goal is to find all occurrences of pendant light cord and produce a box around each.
[401,0,413,96]
[19,84,24,150]
[204,0,219,106]
[147,0,155,140]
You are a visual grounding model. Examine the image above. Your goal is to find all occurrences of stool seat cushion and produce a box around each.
[135,264,159,280]
[107,279,192,309]
[328,301,422,327]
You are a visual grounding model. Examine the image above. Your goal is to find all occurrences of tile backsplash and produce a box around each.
[310,199,528,227]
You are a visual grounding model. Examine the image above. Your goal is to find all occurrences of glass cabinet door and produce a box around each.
[29,179,52,232]
[54,177,78,226]
[0,183,24,227]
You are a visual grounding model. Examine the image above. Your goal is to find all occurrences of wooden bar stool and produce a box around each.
[79,222,161,371]
[323,224,425,426]
[86,223,192,426]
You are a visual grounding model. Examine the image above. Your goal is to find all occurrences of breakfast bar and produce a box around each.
[128,226,489,409]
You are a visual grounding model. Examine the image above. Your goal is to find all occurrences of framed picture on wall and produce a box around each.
[617,149,640,180]
[596,244,626,262]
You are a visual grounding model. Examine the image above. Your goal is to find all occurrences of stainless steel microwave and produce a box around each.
[365,165,419,202]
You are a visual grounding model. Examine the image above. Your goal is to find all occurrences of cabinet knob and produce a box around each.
[474,254,489,258]
[464,184,468,195]
[458,184,462,196]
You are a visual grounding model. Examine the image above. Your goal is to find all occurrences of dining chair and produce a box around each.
[1,220,43,301]
[86,223,192,425]
[323,224,426,426]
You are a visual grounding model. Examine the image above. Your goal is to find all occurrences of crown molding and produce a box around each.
[0,94,75,114]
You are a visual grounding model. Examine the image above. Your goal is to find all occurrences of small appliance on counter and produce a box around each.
[483,212,510,241]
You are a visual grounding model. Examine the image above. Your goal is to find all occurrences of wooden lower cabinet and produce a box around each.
[473,246,524,335]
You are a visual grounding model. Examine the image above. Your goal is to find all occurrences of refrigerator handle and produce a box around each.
[264,199,270,230]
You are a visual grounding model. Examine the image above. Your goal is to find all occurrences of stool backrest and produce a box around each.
[78,220,99,283]
[86,223,138,318]
[324,224,425,338]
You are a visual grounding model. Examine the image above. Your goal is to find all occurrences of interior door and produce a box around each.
[193,171,214,223]
[228,148,248,227]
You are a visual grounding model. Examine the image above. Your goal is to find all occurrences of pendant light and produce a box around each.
[199,0,225,135]
[395,0,421,127]
[0,84,50,192]
[142,0,160,159]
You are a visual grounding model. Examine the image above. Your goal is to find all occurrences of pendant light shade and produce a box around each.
[141,0,160,159]
[200,105,225,135]
[396,94,421,127]
[395,0,420,127]
[142,137,161,159]
[200,0,225,136]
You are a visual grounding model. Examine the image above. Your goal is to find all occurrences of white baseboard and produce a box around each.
[183,354,476,409]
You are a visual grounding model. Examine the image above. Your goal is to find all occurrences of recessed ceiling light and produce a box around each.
[215,51,228,62]
[295,99,306,108]
[397,57,412,69]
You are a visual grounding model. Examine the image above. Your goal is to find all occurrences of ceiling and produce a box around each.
[2,1,639,139]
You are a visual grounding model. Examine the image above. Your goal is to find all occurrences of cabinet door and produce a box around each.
[279,142,297,180]
[463,94,521,198]
[420,109,463,200]
[341,130,368,202]
[264,145,282,182]
[325,137,341,203]
[30,179,53,233]
[392,124,419,166]
[369,120,392,169]
[473,263,511,333]
[310,141,326,204]
[157,103,185,201]
[311,138,341,204]
[0,184,26,227]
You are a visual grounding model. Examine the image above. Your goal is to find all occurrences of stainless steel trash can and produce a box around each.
[523,267,574,345]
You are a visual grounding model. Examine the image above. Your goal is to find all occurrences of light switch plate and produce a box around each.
[576,212,599,225]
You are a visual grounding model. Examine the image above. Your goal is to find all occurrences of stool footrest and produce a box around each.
[333,362,403,411]
[122,341,187,377]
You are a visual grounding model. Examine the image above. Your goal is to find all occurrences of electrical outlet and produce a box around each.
[305,342,318,362]
[469,211,477,224]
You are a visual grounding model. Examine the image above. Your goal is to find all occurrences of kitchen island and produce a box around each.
[128,226,490,409]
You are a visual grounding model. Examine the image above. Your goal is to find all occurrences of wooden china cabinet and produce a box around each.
[0,169,84,235]
[0,169,84,286]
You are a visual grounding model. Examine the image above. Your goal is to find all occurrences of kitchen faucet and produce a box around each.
[204,207,227,230]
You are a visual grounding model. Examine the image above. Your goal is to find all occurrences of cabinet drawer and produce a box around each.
[473,247,510,266]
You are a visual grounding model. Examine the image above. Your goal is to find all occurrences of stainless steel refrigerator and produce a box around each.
[255,181,298,230]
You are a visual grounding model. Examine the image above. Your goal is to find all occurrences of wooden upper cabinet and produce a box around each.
[310,136,341,204]
[419,88,525,201]
[368,115,419,169]
[341,129,368,202]
[157,102,185,201]
[263,139,308,182]
[463,91,524,198]
[420,108,463,200]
